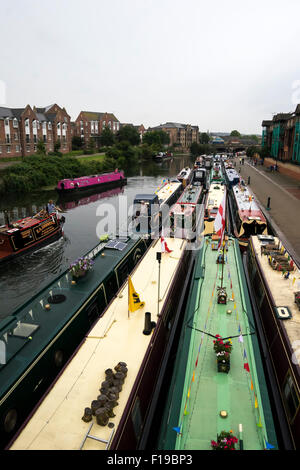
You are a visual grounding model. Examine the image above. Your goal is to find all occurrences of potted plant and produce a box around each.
[211,430,238,450]
[70,257,94,279]
[213,335,232,373]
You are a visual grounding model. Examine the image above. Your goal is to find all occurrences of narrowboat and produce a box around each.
[0,235,151,449]
[210,161,224,183]
[0,210,64,265]
[204,182,226,236]
[129,180,183,236]
[169,183,205,240]
[8,236,195,450]
[224,167,240,190]
[152,235,278,451]
[153,151,173,161]
[191,167,209,189]
[245,235,300,449]
[177,167,192,188]
[56,170,126,194]
[226,173,268,250]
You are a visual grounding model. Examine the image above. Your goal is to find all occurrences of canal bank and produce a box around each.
[235,157,300,265]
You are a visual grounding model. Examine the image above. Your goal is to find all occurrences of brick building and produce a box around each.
[148,122,199,151]
[0,103,71,158]
[262,104,300,163]
[74,111,120,148]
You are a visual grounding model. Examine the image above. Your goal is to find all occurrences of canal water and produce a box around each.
[0,154,194,318]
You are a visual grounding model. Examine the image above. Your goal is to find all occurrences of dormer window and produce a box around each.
[25,118,29,130]
[4,118,9,126]
[13,118,18,128]
[48,122,52,130]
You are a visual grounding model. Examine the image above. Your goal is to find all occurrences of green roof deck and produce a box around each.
[158,236,277,451]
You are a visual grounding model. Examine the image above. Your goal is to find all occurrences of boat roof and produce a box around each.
[232,183,266,222]
[206,183,225,212]
[59,172,122,182]
[158,236,277,450]
[10,237,187,450]
[251,235,300,350]
[225,168,240,182]
[156,181,182,203]
[0,237,144,402]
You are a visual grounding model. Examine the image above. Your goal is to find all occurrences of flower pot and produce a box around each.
[217,358,230,373]
[72,269,89,279]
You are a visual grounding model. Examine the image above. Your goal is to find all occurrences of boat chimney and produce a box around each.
[143,312,156,335]
[4,210,13,228]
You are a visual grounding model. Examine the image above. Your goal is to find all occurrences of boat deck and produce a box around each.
[10,237,187,450]
[166,237,276,450]
[204,183,225,235]
[251,236,300,345]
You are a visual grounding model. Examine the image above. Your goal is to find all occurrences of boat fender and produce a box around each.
[1,408,18,434]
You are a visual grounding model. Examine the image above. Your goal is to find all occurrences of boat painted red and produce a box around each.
[56,170,126,193]
[0,210,64,264]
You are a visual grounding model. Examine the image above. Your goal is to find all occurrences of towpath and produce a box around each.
[234,157,300,264]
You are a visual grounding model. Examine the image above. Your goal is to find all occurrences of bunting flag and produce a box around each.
[173,426,181,434]
[128,276,145,312]
[214,191,226,249]
[238,335,243,343]
[254,396,258,408]
[161,236,172,253]
[244,362,250,372]
[265,441,275,450]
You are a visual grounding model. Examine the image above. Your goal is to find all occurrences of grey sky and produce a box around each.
[1,0,300,134]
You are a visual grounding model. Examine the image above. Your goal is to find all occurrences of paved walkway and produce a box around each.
[234,157,300,265]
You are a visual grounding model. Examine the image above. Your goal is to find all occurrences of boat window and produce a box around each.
[283,372,299,422]
[0,318,39,368]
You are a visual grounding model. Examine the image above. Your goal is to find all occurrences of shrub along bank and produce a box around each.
[0,154,123,194]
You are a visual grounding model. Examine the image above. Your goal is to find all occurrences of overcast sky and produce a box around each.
[1,0,300,134]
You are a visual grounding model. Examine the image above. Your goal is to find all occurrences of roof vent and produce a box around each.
[275,306,292,320]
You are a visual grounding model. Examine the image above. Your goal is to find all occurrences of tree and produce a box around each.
[72,136,84,150]
[54,140,61,154]
[199,132,210,144]
[100,126,115,147]
[116,125,140,146]
[143,130,170,147]
[230,130,241,137]
[190,141,200,156]
[37,139,46,155]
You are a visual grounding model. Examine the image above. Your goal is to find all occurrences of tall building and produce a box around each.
[74,111,120,148]
[148,122,199,150]
[0,103,71,158]
[262,104,300,163]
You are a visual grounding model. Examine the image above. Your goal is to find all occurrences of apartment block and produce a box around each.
[74,111,120,147]
[148,122,199,150]
[0,103,71,158]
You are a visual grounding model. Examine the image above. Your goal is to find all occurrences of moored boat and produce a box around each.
[177,167,192,188]
[0,235,151,449]
[245,235,300,448]
[57,186,124,211]
[169,183,205,240]
[154,235,278,451]
[56,170,126,194]
[204,182,226,236]
[0,210,64,265]
[226,173,269,250]
[8,236,195,450]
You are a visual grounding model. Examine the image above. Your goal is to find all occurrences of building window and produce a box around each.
[33,135,37,143]
[32,120,37,129]
[14,133,18,141]
[26,145,30,152]
[13,118,18,128]
[16,145,20,152]
[0,146,2,153]
[6,134,10,143]
[283,372,299,422]
[34,145,37,152]
[25,119,29,129]
[4,118,9,126]
[6,146,11,153]
[26,135,30,143]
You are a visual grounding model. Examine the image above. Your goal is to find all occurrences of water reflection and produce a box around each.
[0,154,193,317]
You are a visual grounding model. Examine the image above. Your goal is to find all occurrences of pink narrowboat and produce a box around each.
[56,170,126,194]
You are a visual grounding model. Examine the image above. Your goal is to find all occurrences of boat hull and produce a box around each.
[56,177,127,194]
[109,247,193,450]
